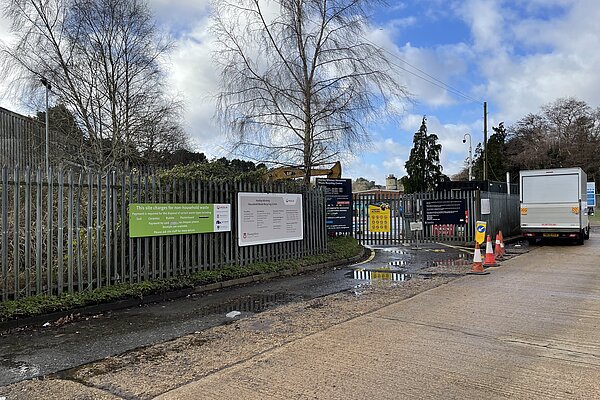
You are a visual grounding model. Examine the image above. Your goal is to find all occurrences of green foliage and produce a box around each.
[158,157,268,183]
[402,116,449,193]
[0,237,363,321]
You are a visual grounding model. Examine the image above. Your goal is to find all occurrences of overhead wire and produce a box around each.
[359,35,482,104]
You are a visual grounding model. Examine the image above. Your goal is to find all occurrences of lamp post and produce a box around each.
[40,77,51,173]
[462,133,472,181]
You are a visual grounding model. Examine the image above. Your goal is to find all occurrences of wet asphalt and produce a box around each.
[0,243,488,387]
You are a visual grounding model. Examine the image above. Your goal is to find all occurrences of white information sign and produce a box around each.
[481,198,491,215]
[410,222,423,231]
[237,193,303,246]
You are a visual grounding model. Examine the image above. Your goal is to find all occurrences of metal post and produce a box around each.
[45,87,49,173]
[40,78,51,174]
[463,133,472,181]
[483,101,488,181]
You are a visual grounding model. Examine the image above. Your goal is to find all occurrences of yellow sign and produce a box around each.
[475,221,487,244]
[369,204,391,232]
[371,271,393,280]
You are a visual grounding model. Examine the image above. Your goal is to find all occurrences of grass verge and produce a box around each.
[0,236,363,322]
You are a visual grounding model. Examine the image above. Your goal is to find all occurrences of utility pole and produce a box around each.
[483,101,487,181]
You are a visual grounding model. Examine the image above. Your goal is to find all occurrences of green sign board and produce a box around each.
[129,203,231,238]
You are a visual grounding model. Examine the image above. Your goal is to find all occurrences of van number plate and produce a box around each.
[543,233,559,237]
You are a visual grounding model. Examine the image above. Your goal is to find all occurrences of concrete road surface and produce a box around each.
[159,236,600,399]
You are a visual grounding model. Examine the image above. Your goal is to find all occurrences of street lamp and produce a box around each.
[40,77,51,174]
[462,133,472,181]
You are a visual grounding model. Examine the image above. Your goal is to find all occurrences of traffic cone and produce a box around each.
[467,242,489,275]
[494,233,503,260]
[499,231,505,257]
[483,235,498,267]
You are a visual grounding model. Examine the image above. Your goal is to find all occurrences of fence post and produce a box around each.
[2,167,8,301]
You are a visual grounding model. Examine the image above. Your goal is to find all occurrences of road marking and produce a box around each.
[349,249,376,267]
[436,242,474,254]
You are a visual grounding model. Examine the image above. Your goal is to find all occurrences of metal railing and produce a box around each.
[353,189,520,246]
[0,167,327,301]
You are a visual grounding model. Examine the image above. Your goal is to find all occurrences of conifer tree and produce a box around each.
[401,116,448,193]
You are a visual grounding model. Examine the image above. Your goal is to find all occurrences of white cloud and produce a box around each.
[344,136,410,185]
[150,0,211,35]
[166,17,225,156]
[0,12,21,111]
[457,0,506,53]
[366,26,475,109]
[459,0,600,126]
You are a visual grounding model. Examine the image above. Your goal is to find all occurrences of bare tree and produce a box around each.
[505,98,600,178]
[1,0,186,170]
[212,0,410,184]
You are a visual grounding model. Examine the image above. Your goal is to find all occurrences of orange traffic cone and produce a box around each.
[483,235,498,267]
[494,233,503,260]
[467,242,489,275]
[499,231,505,257]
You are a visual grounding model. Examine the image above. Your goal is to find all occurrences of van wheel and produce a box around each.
[527,238,536,245]
[577,232,585,245]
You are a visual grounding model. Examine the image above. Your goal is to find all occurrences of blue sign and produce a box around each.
[477,225,486,233]
[587,182,596,207]
[316,178,353,234]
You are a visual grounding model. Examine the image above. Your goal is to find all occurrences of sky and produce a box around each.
[2,0,600,185]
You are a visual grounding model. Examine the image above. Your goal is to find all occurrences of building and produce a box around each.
[0,107,46,167]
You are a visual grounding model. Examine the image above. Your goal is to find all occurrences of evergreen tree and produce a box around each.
[401,116,448,193]
[472,122,509,181]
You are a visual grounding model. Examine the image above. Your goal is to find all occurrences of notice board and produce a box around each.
[316,178,353,234]
[129,203,231,238]
[237,193,303,246]
[368,203,391,232]
[422,199,467,225]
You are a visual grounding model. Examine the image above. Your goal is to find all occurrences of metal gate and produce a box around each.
[353,190,478,246]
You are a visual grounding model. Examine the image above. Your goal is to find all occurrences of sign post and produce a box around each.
[410,221,423,250]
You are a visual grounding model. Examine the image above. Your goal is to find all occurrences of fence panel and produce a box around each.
[0,168,328,302]
[354,189,481,246]
[481,191,521,237]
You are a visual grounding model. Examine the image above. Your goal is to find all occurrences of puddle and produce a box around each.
[192,292,299,318]
[351,269,413,282]
[382,249,408,254]
[424,259,471,267]
[0,354,41,379]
